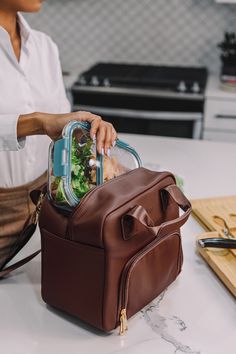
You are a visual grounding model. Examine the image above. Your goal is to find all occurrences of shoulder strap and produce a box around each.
[0,190,45,279]
[0,250,41,278]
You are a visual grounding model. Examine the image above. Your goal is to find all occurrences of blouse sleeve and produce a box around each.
[0,39,70,151]
[0,114,25,151]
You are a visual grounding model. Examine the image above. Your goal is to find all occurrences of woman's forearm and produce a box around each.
[16,111,117,155]
[17,112,44,138]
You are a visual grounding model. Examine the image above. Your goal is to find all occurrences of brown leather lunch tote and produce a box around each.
[39,167,191,334]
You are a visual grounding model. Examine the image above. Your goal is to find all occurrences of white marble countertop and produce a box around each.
[1,135,236,354]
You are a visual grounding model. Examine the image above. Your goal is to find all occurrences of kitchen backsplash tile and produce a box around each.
[24,0,236,72]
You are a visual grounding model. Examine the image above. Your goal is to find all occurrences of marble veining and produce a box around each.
[141,291,201,354]
[2,135,236,354]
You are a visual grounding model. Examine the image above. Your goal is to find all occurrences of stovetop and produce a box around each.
[76,63,208,94]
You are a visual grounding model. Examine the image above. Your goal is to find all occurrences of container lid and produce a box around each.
[48,121,142,209]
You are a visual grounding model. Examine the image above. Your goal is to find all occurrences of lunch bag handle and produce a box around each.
[121,185,192,240]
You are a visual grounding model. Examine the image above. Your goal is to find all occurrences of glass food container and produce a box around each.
[48,121,142,209]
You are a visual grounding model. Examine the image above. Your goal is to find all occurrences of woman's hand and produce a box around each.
[17,111,117,155]
[41,111,117,155]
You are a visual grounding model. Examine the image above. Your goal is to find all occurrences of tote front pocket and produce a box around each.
[118,232,182,335]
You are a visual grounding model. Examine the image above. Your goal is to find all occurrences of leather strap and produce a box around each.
[0,187,46,279]
[0,250,41,278]
[121,184,192,240]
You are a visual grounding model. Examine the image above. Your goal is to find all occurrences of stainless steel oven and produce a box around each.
[71,63,207,139]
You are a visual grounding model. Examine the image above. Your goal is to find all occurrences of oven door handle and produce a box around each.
[75,105,202,121]
[215,114,236,120]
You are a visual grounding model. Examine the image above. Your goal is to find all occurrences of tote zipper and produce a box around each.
[118,232,177,335]
[69,169,173,223]
[69,168,140,221]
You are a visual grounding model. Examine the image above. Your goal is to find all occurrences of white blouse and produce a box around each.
[0,13,70,187]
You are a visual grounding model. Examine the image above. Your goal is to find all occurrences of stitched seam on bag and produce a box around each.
[69,168,145,221]
[41,228,104,251]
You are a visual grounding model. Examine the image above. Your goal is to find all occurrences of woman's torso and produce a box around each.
[0,14,70,188]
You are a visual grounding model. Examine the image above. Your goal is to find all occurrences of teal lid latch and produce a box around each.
[53,138,69,177]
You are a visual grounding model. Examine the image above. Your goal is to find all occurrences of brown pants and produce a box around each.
[0,172,47,270]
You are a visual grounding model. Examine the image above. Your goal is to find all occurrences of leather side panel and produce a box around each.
[126,233,181,318]
[102,178,178,331]
[41,229,105,330]
[39,198,69,238]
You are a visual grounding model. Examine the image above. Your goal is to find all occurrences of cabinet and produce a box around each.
[203,75,236,142]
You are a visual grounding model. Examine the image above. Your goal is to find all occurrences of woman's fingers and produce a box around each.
[73,112,117,155]
[96,122,117,155]
[90,117,102,141]
[104,123,113,156]
[96,122,106,155]
[111,126,117,147]
[72,111,102,142]
[42,110,117,155]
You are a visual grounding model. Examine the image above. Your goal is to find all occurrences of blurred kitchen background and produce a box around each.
[24,0,236,142]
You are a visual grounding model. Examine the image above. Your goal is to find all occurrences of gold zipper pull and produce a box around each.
[32,192,45,224]
[119,308,128,335]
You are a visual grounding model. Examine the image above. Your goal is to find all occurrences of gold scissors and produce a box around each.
[213,215,236,239]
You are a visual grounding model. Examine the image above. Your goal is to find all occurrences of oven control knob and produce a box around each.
[177,81,187,93]
[78,75,87,86]
[103,78,111,87]
[191,81,200,94]
[91,76,100,86]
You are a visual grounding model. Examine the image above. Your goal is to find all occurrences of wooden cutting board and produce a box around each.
[191,195,236,233]
[192,196,236,297]
[196,232,236,297]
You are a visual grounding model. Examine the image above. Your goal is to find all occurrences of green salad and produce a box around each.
[51,137,94,203]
